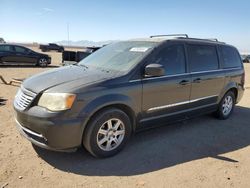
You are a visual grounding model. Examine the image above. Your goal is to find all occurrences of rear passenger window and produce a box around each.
[154,44,186,75]
[0,45,12,52]
[221,46,242,68]
[188,45,219,72]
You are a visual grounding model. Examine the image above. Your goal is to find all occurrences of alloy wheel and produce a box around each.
[39,58,48,67]
[222,95,233,116]
[96,118,125,151]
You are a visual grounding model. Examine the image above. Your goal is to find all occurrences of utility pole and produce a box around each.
[67,23,70,46]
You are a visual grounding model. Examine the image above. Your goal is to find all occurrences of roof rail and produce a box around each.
[150,34,189,38]
[177,37,224,43]
[206,38,218,42]
[149,35,225,44]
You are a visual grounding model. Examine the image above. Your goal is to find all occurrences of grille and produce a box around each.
[14,87,36,110]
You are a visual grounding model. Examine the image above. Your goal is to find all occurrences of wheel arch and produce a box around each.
[80,94,138,135]
[219,82,238,103]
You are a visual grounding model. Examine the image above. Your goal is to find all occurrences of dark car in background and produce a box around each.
[40,43,64,52]
[14,35,245,158]
[0,44,51,67]
[243,55,250,63]
[62,46,101,66]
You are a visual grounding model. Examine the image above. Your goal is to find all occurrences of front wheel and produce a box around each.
[83,108,132,158]
[38,58,48,67]
[215,91,235,119]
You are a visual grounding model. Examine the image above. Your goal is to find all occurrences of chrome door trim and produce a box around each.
[147,95,218,112]
[129,67,241,83]
[129,73,190,83]
[191,67,241,74]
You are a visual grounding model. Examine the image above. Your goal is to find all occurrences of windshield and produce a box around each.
[78,41,158,72]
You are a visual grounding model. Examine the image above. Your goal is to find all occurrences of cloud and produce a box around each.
[35,8,54,16]
[35,12,43,16]
[42,8,54,12]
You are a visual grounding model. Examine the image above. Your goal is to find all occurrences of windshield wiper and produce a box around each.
[78,64,88,69]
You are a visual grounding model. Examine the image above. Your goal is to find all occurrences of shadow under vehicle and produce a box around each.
[34,105,250,176]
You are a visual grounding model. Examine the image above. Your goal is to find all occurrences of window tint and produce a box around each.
[14,46,27,53]
[154,44,186,75]
[0,45,13,52]
[221,46,242,68]
[188,45,219,72]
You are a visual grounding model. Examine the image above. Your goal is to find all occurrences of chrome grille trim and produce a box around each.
[14,87,36,111]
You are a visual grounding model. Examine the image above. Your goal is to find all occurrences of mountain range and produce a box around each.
[55,40,119,47]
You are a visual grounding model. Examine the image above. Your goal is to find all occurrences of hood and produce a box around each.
[23,65,116,93]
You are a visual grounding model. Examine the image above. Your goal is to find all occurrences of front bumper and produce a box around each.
[16,118,60,151]
[14,107,88,152]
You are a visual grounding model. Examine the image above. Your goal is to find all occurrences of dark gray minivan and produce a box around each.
[14,35,245,158]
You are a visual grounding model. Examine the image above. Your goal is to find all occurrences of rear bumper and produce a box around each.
[47,58,51,64]
[236,85,244,103]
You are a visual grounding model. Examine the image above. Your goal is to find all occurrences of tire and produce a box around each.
[83,108,132,158]
[37,58,48,67]
[214,91,235,120]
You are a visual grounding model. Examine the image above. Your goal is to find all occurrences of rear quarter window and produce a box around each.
[221,46,242,68]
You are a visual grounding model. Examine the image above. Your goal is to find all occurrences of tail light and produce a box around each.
[242,71,245,87]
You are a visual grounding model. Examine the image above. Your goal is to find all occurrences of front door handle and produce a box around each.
[179,80,190,85]
[193,78,201,83]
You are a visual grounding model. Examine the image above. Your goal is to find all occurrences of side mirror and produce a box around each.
[145,64,165,77]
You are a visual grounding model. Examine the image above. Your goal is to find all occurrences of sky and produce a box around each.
[0,0,250,52]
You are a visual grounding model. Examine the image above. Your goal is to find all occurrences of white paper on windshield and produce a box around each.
[130,47,150,52]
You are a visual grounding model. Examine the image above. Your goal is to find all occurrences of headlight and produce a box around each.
[38,93,76,111]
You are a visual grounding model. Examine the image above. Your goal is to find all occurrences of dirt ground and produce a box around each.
[0,48,250,188]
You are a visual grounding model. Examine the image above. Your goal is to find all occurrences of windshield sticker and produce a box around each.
[130,47,150,52]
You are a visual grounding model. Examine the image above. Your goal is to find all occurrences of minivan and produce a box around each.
[14,34,245,158]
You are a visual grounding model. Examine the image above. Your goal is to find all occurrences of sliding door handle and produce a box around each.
[193,78,201,83]
[179,80,190,85]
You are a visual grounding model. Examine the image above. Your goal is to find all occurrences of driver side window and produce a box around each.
[153,44,186,75]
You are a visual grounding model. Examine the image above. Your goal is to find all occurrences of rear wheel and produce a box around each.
[38,58,48,67]
[215,91,235,119]
[83,108,132,158]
